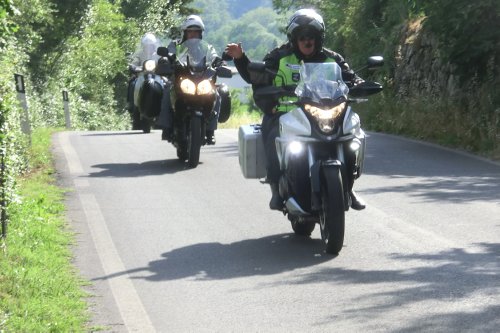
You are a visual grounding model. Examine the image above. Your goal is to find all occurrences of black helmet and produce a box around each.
[286,9,325,49]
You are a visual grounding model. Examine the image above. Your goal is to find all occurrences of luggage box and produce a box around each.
[238,124,267,179]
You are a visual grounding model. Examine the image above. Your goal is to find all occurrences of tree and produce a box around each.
[0,0,18,48]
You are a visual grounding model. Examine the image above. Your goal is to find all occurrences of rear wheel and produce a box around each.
[187,116,202,168]
[319,167,345,254]
[141,117,151,133]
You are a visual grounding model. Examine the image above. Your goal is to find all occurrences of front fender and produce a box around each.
[311,160,341,194]
[311,160,349,211]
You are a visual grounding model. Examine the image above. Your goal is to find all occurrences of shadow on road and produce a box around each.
[309,242,500,332]
[203,142,239,158]
[93,233,332,282]
[86,159,192,177]
[81,131,152,137]
[363,133,500,203]
[92,238,499,331]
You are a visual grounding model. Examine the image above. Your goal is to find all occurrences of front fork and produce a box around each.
[309,144,352,212]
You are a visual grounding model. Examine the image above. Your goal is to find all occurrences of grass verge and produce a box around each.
[219,110,262,129]
[0,128,89,332]
[0,113,261,332]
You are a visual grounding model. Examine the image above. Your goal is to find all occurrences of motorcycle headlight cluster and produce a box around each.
[179,78,214,95]
[304,102,346,134]
[144,60,156,72]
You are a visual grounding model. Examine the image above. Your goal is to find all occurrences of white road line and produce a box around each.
[58,131,155,332]
[59,131,84,175]
[79,194,155,333]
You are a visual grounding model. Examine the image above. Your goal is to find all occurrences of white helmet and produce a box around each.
[181,15,205,32]
[140,33,159,59]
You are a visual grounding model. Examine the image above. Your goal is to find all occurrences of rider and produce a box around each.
[159,14,223,145]
[225,8,366,211]
[127,32,160,129]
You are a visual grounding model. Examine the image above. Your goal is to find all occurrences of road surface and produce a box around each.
[53,129,500,332]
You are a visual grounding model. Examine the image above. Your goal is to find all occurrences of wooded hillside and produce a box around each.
[272,0,499,157]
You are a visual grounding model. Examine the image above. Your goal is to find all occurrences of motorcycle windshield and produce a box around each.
[295,62,349,104]
[177,39,215,72]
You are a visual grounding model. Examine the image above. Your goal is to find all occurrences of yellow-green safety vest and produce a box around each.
[274,53,337,112]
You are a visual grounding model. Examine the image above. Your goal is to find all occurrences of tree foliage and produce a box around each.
[1,0,21,237]
[422,0,500,79]
[272,0,500,82]
[0,0,18,48]
[193,0,286,59]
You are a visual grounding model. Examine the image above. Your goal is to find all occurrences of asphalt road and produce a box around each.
[53,129,500,332]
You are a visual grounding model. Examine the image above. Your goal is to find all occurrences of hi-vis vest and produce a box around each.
[274,53,337,112]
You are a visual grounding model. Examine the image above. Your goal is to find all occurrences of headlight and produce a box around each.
[350,139,361,151]
[144,60,156,72]
[288,141,303,155]
[197,79,213,95]
[179,78,213,95]
[304,102,345,134]
[180,78,196,95]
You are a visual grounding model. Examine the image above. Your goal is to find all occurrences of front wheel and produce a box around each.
[187,116,202,168]
[290,216,316,236]
[319,167,345,254]
[131,107,142,130]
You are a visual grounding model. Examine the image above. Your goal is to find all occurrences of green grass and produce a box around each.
[0,113,262,333]
[0,128,90,332]
[219,110,263,129]
[358,93,500,161]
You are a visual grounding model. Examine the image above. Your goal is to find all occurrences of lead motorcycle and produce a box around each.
[239,56,383,254]
[157,39,232,168]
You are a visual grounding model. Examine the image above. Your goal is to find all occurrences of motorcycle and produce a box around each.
[157,39,233,168]
[129,58,167,133]
[238,56,383,254]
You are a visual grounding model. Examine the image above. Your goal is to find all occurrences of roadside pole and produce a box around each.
[14,74,31,141]
[63,90,71,129]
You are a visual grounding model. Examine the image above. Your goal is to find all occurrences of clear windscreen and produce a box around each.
[294,62,349,103]
[176,39,215,70]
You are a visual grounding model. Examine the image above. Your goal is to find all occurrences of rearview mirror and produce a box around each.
[367,56,384,68]
[216,66,233,78]
[157,46,169,57]
[349,81,383,97]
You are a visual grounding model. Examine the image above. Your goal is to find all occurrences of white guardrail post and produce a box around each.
[62,90,71,129]
[14,74,31,139]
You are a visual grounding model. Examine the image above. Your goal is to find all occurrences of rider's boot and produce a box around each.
[350,190,366,210]
[162,128,173,142]
[269,183,284,211]
[206,130,216,145]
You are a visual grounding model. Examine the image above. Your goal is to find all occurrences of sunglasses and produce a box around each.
[298,35,315,41]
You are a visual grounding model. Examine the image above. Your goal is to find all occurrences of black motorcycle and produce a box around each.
[239,57,383,254]
[157,39,232,168]
[128,58,166,133]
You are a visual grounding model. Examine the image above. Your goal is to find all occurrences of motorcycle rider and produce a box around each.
[127,32,160,130]
[159,14,223,145]
[225,8,366,211]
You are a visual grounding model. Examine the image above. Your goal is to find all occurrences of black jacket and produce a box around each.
[234,42,360,113]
